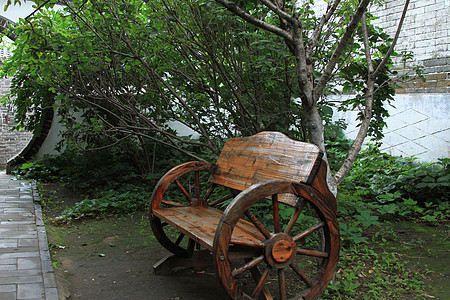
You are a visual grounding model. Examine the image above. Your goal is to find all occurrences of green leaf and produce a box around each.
[354,211,380,227]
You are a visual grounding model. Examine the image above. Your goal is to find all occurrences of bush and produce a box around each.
[339,146,449,222]
[59,188,154,219]
[13,140,204,218]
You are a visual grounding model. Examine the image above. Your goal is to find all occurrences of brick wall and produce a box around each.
[372,0,450,92]
[0,77,33,170]
[0,15,16,41]
[372,0,449,65]
[1,16,32,169]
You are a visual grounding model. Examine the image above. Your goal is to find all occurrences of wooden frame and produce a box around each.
[149,132,339,300]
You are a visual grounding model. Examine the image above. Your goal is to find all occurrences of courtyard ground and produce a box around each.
[41,183,449,299]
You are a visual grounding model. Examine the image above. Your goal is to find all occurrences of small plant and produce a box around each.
[58,188,153,220]
[324,245,426,299]
[14,161,61,181]
[340,147,449,222]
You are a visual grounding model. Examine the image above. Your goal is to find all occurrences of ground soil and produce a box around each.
[40,183,450,300]
[365,218,450,299]
[41,183,227,300]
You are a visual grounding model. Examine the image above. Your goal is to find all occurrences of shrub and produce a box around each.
[340,146,449,222]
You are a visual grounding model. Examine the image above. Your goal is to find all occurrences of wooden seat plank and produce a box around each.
[153,206,265,250]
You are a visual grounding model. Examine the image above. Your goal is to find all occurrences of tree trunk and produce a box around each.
[304,104,339,196]
[334,79,374,185]
[303,104,325,153]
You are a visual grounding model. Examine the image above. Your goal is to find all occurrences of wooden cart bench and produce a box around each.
[150,131,339,300]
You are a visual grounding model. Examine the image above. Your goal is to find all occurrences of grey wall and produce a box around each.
[330,0,449,162]
[0,77,33,169]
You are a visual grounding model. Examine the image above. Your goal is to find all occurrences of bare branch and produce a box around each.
[314,0,371,102]
[214,0,293,44]
[119,33,221,154]
[334,86,373,185]
[334,1,410,184]
[258,0,292,21]
[307,0,342,55]
[114,128,206,161]
[361,12,374,74]
[72,134,134,152]
[373,0,410,77]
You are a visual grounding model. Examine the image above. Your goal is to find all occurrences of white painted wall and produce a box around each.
[332,94,449,162]
[35,112,65,158]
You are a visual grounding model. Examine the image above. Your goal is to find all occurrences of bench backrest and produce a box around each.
[209,132,323,192]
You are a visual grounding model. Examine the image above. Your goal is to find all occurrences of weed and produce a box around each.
[324,244,426,299]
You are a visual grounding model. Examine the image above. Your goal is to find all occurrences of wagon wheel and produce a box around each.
[150,161,234,257]
[213,180,339,300]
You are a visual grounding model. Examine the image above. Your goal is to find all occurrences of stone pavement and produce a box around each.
[0,171,58,300]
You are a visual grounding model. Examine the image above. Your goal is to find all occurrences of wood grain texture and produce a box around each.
[149,132,339,299]
[153,206,265,250]
[209,132,323,191]
[311,160,337,213]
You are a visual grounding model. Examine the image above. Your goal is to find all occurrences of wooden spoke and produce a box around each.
[202,183,217,202]
[284,198,306,235]
[290,262,313,287]
[251,267,270,299]
[175,180,191,202]
[245,209,271,239]
[232,255,264,277]
[297,248,329,258]
[246,263,273,300]
[175,233,185,246]
[161,200,185,207]
[194,171,200,199]
[213,184,338,299]
[278,269,287,300]
[293,221,325,242]
[208,193,233,207]
[272,194,281,233]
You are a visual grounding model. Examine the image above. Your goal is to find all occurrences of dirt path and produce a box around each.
[46,215,226,300]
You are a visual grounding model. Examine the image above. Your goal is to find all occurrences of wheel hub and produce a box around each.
[265,233,297,268]
[272,240,294,262]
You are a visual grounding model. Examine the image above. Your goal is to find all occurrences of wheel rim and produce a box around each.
[214,187,339,300]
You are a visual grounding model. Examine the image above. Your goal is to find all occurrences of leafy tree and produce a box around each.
[1,0,410,190]
[212,0,410,189]
[3,0,302,157]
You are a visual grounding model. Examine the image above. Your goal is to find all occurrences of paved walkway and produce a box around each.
[0,171,57,300]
